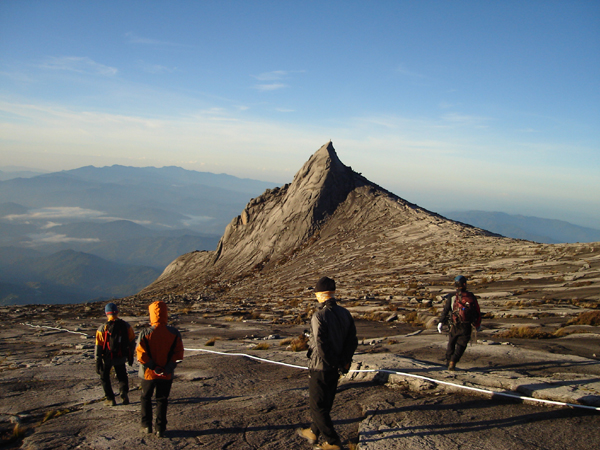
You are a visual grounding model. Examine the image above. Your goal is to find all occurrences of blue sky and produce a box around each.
[1,1,599,228]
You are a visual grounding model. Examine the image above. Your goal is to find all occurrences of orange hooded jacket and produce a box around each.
[136,301,184,380]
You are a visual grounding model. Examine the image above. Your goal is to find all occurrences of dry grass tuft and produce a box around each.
[286,334,309,352]
[253,343,270,350]
[205,337,221,346]
[404,311,424,326]
[567,311,600,326]
[41,409,70,424]
[11,423,26,440]
[279,337,294,346]
[495,326,554,339]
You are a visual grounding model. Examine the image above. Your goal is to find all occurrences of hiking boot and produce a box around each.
[448,361,456,371]
[121,394,130,405]
[316,442,343,450]
[104,398,117,406]
[296,427,317,444]
[156,429,165,438]
[141,426,152,434]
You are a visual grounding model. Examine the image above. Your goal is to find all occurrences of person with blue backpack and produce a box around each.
[437,275,482,371]
[95,302,136,406]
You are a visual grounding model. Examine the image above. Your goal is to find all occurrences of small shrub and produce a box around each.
[205,337,220,346]
[495,327,554,339]
[253,343,270,350]
[287,334,309,352]
[41,409,70,424]
[279,338,294,346]
[568,311,600,326]
[404,311,423,326]
[12,423,26,440]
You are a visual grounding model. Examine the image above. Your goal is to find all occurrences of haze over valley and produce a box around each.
[1,158,600,306]
[0,165,276,305]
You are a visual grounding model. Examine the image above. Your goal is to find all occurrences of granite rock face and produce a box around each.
[141,141,498,298]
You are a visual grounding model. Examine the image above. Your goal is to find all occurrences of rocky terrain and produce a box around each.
[1,142,599,449]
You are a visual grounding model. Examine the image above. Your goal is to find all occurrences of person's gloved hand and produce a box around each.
[95,358,104,375]
[437,323,443,334]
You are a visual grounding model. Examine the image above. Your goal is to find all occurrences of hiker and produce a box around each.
[437,275,482,370]
[95,302,136,406]
[136,300,184,438]
[297,277,358,450]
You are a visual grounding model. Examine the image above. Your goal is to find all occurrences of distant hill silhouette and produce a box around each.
[0,248,161,305]
[444,211,600,244]
[0,166,274,304]
[0,169,47,181]
[0,165,277,235]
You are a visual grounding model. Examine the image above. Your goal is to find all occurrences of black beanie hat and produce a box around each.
[315,276,336,292]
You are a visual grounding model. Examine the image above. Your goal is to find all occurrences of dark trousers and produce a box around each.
[141,379,173,432]
[100,361,128,400]
[309,369,340,445]
[446,322,472,363]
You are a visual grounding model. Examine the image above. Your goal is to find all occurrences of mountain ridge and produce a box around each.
[444,210,600,244]
[141,142,502,298]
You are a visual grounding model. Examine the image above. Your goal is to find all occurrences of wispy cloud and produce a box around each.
[254,83,287,91]
[251,70,304,91]
[6,207,109,222]
[136,60,177,74]
[275,108,295,113]
[40,56,117,76]
[396,65,427,79]
[125,32,183,47]
[253,70,289,81]
[26,232,101,245]
[440,112,491,128]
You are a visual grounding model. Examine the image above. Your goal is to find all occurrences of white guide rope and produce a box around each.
[185,347,600,412]
[20,322,91,337]
[17,323,600,412]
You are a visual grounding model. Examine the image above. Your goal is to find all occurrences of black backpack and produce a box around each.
[102,319,130,359]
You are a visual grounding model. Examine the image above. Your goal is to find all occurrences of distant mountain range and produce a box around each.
[0,168,47,180]
[0,248,161,306]
[444,211,600,244]
[0,165,277,304]
[2,162,598,306]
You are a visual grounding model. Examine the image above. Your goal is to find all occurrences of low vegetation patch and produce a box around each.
[567,310,600,326]
[495,326,555,339]
[404,311,424,326]
[253,343,270,350]
[205,337,221,346]
[41,409,70,424]
[284,334,309,352]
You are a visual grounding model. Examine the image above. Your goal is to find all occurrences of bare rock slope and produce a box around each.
[142,141,500,299]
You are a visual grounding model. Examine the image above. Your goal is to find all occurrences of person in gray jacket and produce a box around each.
[297,277,358,450]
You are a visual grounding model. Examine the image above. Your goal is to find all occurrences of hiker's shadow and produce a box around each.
[167,422,299,438]
[358,399,598,444]
[170,396,238,405]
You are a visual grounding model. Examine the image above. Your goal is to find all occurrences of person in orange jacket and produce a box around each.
[136,301,184,438]
[95,302,136,406]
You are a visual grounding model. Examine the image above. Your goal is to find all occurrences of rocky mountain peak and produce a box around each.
[207,141,365,273]
[141,142,498,298]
